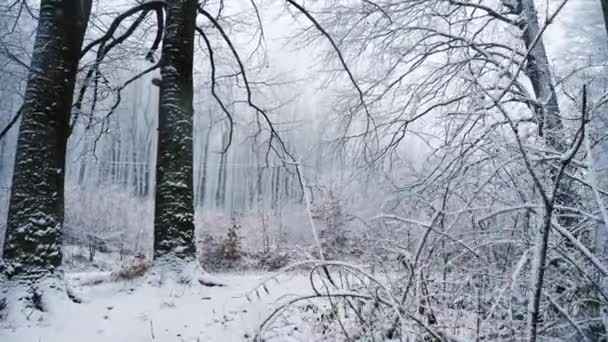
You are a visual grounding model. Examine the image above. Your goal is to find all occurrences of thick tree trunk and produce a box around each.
[153,0,197,260]
[2,0,91,278]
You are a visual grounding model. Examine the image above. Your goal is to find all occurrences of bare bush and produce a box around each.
[110,255,151,281]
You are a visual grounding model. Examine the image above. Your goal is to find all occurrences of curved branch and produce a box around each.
[198,7,295,162]
[72,1,165,132]
[101,60,163,123]
[80,1,166,58]
[195,26,234,153]
[284,0,375,134]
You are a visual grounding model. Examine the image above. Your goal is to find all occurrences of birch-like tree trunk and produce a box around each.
[2,0,91,278]
[153,0,197,260]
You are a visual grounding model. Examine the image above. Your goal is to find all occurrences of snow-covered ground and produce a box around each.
[0,272,310,342]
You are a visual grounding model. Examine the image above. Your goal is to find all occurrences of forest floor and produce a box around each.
[0,271,311,342]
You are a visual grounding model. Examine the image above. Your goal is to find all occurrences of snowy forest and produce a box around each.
[1,0,608,341]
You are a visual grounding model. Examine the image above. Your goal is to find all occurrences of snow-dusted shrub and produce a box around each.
[252,261,411,341]
[311,189,356,260]
[64,183,153,257]
[198,233,222,270]
[221,220,243,261]
[110,255,150,281]
[252,260,474,341]
[199,231,300,272]
[198,220,249,271]
[195,207,314,254]
[253,247,291,271]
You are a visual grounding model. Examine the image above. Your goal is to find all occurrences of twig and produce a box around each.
[0,106,21,141]
[150,319,155,339]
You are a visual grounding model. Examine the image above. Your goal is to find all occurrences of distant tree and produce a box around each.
[196,117,213,207]
[602,0,608,40]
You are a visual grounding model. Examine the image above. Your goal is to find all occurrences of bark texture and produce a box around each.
[153,0,197,260]
[3,0,91,278]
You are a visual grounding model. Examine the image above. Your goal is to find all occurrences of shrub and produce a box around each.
[110,254,150,281]
[198,220,246,271]
[312,189,355,259]
[221,220,242,261]
[255,247,291,271]
[198,234,222,270]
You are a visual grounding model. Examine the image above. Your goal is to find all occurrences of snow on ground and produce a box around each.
[0,271,310,342]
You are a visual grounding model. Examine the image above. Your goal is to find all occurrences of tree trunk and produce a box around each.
[215,130,228,208]
[0,137,6,178]
[518,1,569,341]
[153,0,197,260]
[197,120,212,207]
[601,0,608,42]
[77,140,88,186]
[2,0,91,278]
[519,0,563,146]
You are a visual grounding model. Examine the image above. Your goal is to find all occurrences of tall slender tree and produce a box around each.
[2,0,92,278]
[196,118,213,207]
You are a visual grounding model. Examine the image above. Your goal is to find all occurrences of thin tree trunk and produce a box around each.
[601,0,608,42]
[153,0,197,260]
[220,138,228,206]
[256,162,264,208]
[519,0,563,146]
[77,141,88,186]
[141,89,154,198]
[0,138,5,178]
[270,166,277,210]
[229,149,236,215]
[215,130,227,208]
[198,120,212,206]
[132,131,140,195]
[3,0,91,278]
